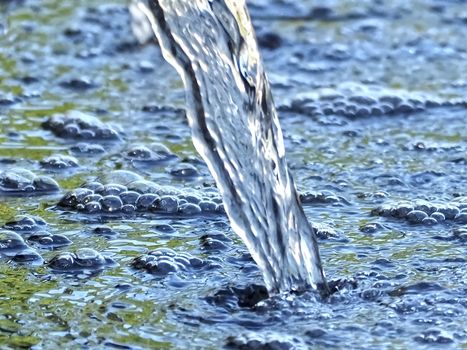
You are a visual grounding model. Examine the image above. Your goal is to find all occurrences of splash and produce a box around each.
[130,0,329,295]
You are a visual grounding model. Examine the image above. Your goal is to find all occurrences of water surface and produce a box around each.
[0,0,465,349]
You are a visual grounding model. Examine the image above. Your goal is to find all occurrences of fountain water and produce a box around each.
[130,0,329,295]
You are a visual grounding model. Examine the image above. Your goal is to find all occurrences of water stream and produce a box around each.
[130,0,329,295]
[0,0,465,348]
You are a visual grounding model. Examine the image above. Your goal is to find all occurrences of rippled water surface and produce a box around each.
[0,0,466,349]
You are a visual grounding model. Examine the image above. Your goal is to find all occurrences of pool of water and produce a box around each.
[0,0,466,349]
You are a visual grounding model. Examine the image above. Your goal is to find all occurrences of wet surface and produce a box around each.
[0,0,466,349]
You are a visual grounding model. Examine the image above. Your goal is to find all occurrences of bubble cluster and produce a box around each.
[3,215,48,232]
[0,230,43,264]
[0,168,59,194]
[57,179,224,216]
[70,142,106,156]
[280,90,467,120]
[2,215,72,250]
[299,190,344,205]
[124,143,178,164]
[372,200,467,225]
[48,248,115,272]
[40,154,79,170]
[42,111,121,141]
[28,232,72,249]
[225,332,296,350]
[131,248,208,276]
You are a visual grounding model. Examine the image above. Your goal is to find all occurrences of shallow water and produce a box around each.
[0,0,466,349]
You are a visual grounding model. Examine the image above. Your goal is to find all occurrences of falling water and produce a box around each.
[130,0,329,295]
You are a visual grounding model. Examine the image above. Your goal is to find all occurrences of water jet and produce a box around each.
[130,0,330,295]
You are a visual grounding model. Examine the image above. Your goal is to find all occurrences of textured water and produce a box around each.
[131,0,328,294]
[0,0,466,349]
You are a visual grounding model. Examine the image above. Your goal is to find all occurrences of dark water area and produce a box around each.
[0,0,466,349]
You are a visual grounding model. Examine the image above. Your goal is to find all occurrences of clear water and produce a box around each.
[0,0,465,349]
[131,0,328,294]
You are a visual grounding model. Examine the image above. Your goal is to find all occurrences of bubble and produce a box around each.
[40,154,79,169]
[42,111,121,141]
[136,193,160,211]
[101,183,127,196]
[0,231,28,252]
[158,195,179,213]
[169,163,199,178]
[120,191,140,205]
[199,200,217,212]
[132,248,207,276]
[430,212,445,222]
[101,195,123,213]
[407,210,428,223]
[11,249,43,264]
[178,203,201,215]
[49,249,114,272]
